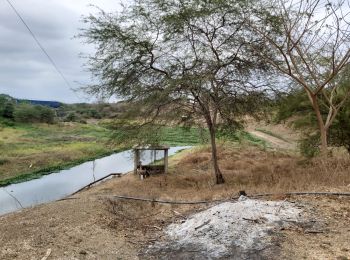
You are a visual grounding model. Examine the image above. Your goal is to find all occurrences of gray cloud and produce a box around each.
[0,0,121,103]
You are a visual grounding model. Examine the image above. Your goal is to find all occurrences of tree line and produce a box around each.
[0,95,55,124]
[0,94,135,125]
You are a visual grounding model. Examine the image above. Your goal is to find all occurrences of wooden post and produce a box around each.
[164,149,168,174]
[134,149,139,175]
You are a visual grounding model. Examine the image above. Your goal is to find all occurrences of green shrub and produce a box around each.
[87,109,102,119]
[14,103,55,124]
[38,106,55,123]
[0,118,15,127]
[299,134,320,158]
[2,102,14,119]
[0,158,9,165]
[66,112,77,122]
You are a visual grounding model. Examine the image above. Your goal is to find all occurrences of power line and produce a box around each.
[5,0,72,89]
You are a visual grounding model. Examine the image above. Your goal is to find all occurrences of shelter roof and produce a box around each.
[133,144,170,150]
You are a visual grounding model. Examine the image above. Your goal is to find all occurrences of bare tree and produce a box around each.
[249,0,350,153]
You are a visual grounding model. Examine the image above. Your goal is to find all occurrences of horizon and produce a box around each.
[0,92,121,104]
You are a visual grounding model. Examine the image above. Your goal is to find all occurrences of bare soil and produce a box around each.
[0,145,349,259]
[246,120,299,151]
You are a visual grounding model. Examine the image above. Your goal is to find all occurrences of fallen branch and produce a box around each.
[41,248,52,260]
[172,210,186,218]
[304,229,326,234]
[195,220,211,230]
[144,225,162,231]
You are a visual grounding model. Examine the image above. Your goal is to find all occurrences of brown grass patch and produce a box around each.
[90,145,350,203]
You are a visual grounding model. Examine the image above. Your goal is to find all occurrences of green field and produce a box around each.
[159,127,209,146]
[0,122,118,186]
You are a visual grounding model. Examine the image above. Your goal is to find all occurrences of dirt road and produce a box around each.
[249,130,297,150]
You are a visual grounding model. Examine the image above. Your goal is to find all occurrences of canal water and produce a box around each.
[0,146,190,216]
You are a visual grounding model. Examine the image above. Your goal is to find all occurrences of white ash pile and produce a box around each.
[147,196,311,259]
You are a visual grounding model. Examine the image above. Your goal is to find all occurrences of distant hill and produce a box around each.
[0,94,14,101]
[16,99,62,108]
[0,94,62,108]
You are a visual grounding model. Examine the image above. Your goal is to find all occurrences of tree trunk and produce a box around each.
[310,95,328,154]
[319,126,328,154]
[208,123,225,184]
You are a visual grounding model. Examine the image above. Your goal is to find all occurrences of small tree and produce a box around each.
[14,104,39,123]
[81,0,270,184]
[66,112,77,122]
[3,102,14,119]
[38,106,55,124]
[249,0,350,154]
[275,68,350,155]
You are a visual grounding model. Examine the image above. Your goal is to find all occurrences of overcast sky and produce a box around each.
[0,0,122,103]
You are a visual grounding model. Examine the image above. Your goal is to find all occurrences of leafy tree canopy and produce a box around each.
[81,0,273,183]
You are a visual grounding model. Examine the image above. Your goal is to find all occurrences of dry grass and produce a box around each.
[92,144,350,202]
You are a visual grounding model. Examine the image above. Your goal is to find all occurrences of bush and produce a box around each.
[0,158,9,165]
[87,109,102,119]
[66,112,77,122]
[329,104,350,153]
[299,134,320,158]
[2,102,14,119]
[14,103,55,124]
[38,106,55,123]
[0,118,15,127]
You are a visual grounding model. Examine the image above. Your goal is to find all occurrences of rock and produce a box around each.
[79,250,87,255]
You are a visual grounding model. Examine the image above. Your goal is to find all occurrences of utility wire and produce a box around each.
[5,0,72,89]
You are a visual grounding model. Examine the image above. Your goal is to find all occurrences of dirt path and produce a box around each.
[244,121,299,151]
[249,130,297,150]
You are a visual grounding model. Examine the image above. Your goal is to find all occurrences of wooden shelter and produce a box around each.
[133,145,169,178]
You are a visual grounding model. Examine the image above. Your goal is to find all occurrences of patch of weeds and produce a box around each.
[0,158,9,166]
[299,134,320,158]
[0,118,15,127]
